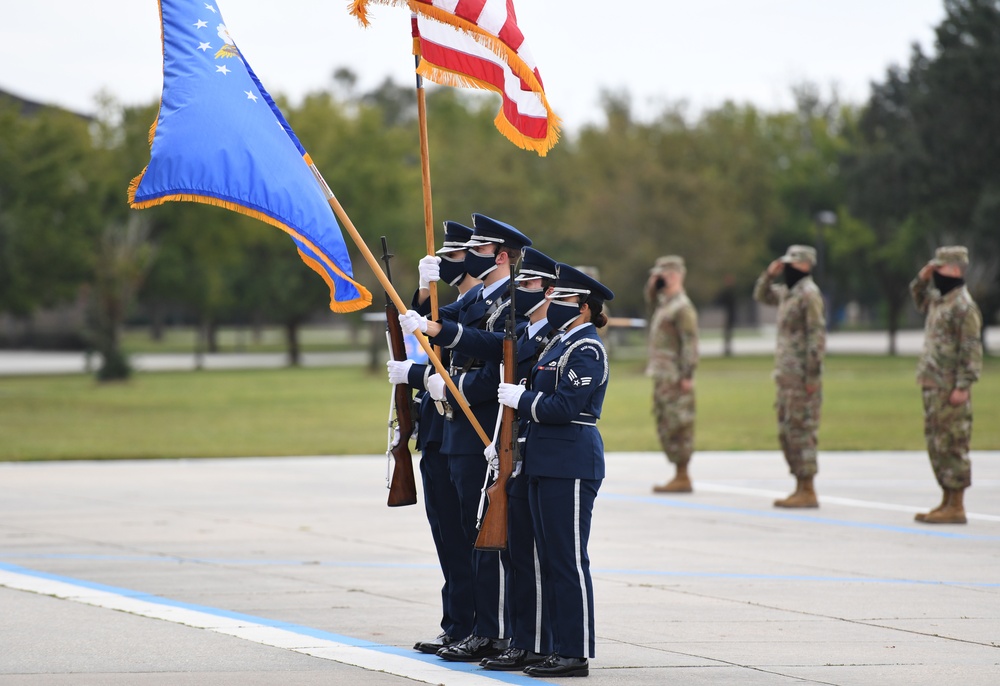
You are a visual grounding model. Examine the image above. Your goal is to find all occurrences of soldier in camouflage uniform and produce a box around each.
[645,256,699,493]
[911,246,983,525]
[753,245,825,508]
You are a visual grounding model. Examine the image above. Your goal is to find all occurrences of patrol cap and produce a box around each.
[780,244,817,266]
[515,248,558,282]
[436,221,474,254]
[649,255,685,273]
[466,213,532,252]
[551,263,615,303]
[931,245,969,268]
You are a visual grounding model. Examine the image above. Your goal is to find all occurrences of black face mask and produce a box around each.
[932,272,964,296]
[439,255,466,286]
[514,286,548,317]
[464,251,497,280]
[783,264,809,289]
[654,277,666,291]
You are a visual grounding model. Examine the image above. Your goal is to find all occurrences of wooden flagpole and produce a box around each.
[412,14,440,328]
[307,165,490,447]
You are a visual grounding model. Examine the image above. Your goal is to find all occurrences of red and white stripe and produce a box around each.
[351,0,560,155]
[416,15,552,146]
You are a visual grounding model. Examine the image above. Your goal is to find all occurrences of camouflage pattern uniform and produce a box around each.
[646,289,699,466]
[753,259,825,478]
[911,270,982,490]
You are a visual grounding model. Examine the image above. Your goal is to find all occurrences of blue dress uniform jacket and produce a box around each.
[516,324,609,480]
[429,281,527,457]
[515,323,608,660]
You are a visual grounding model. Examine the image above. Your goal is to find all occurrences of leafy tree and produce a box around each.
[846,0,1000,348]
[912,0,1000,327]
[0,99,99,327]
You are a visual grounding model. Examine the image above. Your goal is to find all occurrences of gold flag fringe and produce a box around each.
[348,0,374,26]
[126,175,373,313]
[416,62,561,156]
[351,0,560,153]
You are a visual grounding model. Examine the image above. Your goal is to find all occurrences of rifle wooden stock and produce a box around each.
[475,262,519,551]
[382,237,417,508]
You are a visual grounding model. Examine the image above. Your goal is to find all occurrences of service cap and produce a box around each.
[436,221,474,254]
[515,247,558,282]
[466,214,532,252]
[780,244,817,266]
[650,255,685,273]
[551,263,615,303]
[931,245,969,268]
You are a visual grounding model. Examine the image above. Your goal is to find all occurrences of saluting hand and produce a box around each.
[767,258,784,277]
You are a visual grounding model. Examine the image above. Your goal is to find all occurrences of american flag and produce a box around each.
[351,0,560,156]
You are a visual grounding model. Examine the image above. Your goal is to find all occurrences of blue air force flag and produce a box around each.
[129,0,372,312]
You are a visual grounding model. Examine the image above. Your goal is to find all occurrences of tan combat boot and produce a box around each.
[774,476,819,508]
[653,463,693,494]
[914,489,950,522]
[919,488,967,524]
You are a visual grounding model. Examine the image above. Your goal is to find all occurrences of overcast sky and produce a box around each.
[1,1,947,131]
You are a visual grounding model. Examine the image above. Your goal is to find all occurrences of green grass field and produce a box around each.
[1,355,997,461]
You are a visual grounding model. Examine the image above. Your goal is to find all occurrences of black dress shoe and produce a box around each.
[480,647,547,670]
[437,635,509,662]
[413,632,455,654]
[523,654,589,677]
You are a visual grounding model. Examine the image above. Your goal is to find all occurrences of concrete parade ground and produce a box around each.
[1,451,998,685]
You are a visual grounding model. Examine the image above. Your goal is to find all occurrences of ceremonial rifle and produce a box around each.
[381,236,418,507]
[475,260,519,550]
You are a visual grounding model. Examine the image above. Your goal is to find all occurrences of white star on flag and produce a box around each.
[245,91,258,102]
[205,4,217,12]
[198,42,211,51]
[194,20,207,29]
[216,65,230,75]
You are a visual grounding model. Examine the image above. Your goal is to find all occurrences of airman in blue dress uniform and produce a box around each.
[396,214,532,662]
[498,263,614,678]
[479,247,559,671]
[391,220,479,655]
[413,247,560,671]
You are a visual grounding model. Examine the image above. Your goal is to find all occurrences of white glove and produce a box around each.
[399,309,428,335]
[418,255,441,289]
[484,442,499,472]
[498,382,525,409]
[426,373,446,401]
[386,359,414,385]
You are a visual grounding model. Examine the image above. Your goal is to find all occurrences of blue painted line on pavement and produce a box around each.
[603,492,1000,541]
[0,561,543,685]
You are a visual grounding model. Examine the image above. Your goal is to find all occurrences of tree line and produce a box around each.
[1,0,997,377]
